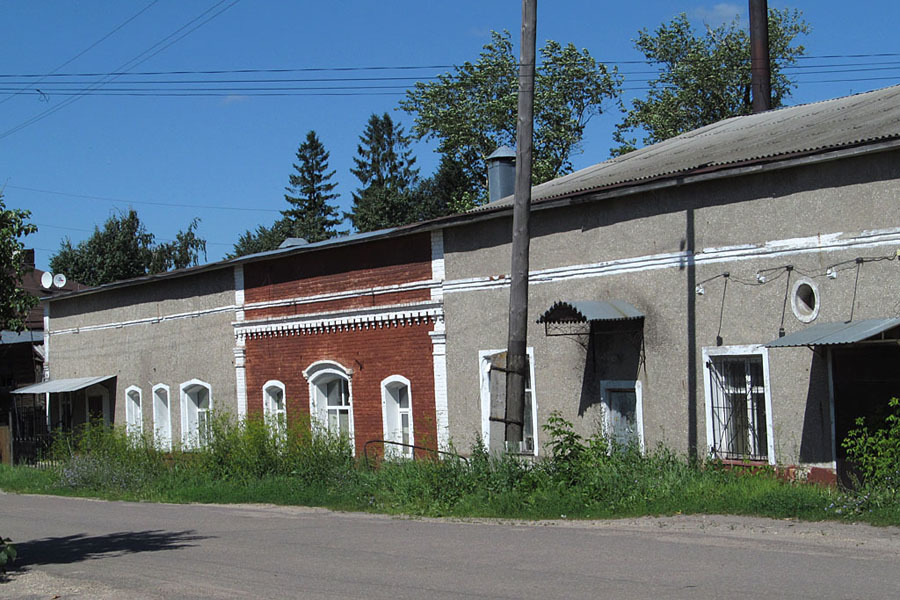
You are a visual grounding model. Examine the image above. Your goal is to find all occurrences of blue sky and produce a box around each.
[3,1,899,271]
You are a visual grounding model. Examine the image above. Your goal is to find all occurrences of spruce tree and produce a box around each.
[347,113,419,232]
[282,130,342,243]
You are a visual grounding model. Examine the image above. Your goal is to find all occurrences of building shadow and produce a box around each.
[10,529,208,569]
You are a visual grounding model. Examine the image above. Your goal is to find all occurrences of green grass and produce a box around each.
[2,412,898,525]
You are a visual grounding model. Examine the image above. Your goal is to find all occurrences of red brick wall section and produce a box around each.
[245,288,431,321]
[244,233,432,305]
[244,321,437,456]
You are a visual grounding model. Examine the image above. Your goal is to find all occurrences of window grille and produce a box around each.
[707,355,768,461]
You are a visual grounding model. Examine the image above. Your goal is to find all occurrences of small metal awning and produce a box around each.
[765,318,900,348]
[537,300,644,324]
[11,375,114,395]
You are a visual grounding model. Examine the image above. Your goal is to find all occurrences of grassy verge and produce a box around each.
[1,412,897,525]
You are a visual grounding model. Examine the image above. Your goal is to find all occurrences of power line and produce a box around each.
[0,1,160,106]
[0,0,241,141]
[3,52,900,80]
[33,222,233,247]
[4,60,900,88]
[5,184,281,213]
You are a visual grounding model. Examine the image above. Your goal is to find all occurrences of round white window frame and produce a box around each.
[791,278,820,323]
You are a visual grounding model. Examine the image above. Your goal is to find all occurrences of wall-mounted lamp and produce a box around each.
[756,272,767,283]
[826,267,837,279]
[695,285,705,296]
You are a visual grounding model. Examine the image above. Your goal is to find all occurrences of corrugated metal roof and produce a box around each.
[765,318,900,348]
[11,375,114,395]
[483,84,900,210]
[537,300,644,323]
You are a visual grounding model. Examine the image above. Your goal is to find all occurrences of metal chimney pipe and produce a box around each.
[749,0,771,113]
[486,145,516,203]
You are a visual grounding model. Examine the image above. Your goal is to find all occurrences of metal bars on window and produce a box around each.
[708,355,768,461]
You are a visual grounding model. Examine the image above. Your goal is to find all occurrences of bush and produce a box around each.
[0,534,15,576]
[842,398,900,493]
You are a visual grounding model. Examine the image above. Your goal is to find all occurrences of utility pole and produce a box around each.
[749,0,772,113]
[505,0,536,449]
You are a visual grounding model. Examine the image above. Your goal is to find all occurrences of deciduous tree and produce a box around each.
[0,193,38,331]
[49,210,206,287]
[401,30,621,201]
[612,9,809,154]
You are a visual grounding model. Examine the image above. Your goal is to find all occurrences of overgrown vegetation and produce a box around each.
[2,412,899,525]
[0,534,16,578]
[837,398,900,518]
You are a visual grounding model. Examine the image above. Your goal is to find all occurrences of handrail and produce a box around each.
[363,439,468,469]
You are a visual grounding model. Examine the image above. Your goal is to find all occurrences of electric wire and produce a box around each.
[0,0,160,106]
[0,0,241,141]
[5,184,282,213]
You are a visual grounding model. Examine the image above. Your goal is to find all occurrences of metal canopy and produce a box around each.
[537,300,644,324]
[765,318,900,348]
[11,375,114,395]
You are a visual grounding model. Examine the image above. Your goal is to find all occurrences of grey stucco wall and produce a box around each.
[442,149,900,466]
[47,267,238,442]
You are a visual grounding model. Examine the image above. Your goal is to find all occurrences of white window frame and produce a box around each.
[180,379,212,450]
[124,385,143,437]
[479,347,538,456]
[152,383,172,451]
[263,380,287,432]
[702,345,776,465]
[303,360,354,447]
[381,375,414,457]
[600,380,644,452]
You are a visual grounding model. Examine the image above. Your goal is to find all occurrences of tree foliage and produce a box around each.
[613,9,809,154]
[401,30,621,201]
[0,193,38,332]
[229,219,292,258]
[346,113,420,232]
[231,131,342,258]
[282,130,342,243]
[49,209,206,287]
[413,154,481,217]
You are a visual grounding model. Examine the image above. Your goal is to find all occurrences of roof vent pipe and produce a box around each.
[486,145,516,203]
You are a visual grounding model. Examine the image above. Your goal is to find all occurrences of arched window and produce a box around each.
[263,380,286,432]
[153,384,172,451]
[381,375,413,457]
[304,361,353,442]
[180,379,212,449]
[125,386,143,436]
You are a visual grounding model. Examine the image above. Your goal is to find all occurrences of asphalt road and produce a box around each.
[2,492,900,599]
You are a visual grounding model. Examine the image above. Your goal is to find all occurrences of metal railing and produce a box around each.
[363,439,468,470]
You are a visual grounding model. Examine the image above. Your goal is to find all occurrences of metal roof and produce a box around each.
[482,84,900,210]
[537,300,644,323]
[0,331,41,345]
[765,318,900,348]
[11,375,114,395]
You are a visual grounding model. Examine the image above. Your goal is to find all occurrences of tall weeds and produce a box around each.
[23,411,870,522]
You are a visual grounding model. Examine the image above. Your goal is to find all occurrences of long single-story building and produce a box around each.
[20,84,900,482]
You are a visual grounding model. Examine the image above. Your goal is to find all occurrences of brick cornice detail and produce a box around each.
[234,300,443,341]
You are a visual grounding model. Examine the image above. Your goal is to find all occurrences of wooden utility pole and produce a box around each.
[749,0,771,113]
[505,0,536,448]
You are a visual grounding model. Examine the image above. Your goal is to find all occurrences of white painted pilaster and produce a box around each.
[234,264,248,419]
[429,318,449,450]
[430,230,445,302]
[234,342,247,419]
